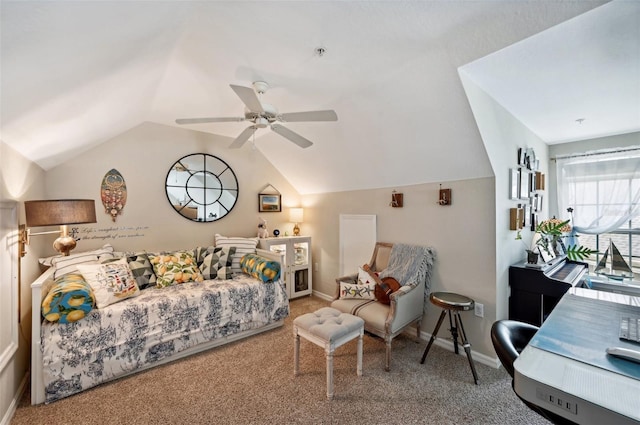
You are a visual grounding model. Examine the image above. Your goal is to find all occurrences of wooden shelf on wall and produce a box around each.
[535,171,545,191]
[510,207,524,230]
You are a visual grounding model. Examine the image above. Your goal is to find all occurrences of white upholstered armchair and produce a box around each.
[331,242,436,371]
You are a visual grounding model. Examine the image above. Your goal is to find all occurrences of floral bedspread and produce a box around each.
[41,274,289,403]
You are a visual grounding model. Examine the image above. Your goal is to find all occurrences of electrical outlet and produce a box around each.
[474,303,484,318]
[314,262,319,272]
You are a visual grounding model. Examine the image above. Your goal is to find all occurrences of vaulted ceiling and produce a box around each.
[2,1,635,195]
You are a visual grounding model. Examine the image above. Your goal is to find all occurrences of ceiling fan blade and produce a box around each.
[271,124,313,148]
[175,117,244,125]
[230,84,264,113]
[229,126,258,149]
[279,110,338,122]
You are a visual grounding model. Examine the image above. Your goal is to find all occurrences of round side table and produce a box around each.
[420,291,479,384]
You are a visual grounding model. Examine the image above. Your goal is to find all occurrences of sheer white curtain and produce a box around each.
[556,147,640,235]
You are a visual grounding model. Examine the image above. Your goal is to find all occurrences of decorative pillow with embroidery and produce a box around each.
[77,258,140,308]
[42,273,95,323]
[149,251,204,288]
[200,247,235,280]
[214,234,259,274]
[339,281,376,300]
[240,253,281,283]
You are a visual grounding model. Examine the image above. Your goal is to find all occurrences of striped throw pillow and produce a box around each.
[41,243,115,268]
[52,252,99,279]
[214,234,259,274]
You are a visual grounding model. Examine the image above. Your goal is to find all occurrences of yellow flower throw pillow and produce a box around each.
[150,251,204,288]
[240,254,281,283]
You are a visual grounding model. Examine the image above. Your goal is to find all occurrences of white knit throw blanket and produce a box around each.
[379,243,436,304]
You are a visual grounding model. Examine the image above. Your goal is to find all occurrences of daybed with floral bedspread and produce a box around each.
[31,237,288,404]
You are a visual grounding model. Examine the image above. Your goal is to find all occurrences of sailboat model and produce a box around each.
[594,239,633,280]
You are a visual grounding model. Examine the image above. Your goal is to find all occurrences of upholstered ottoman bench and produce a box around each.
[293,307,365,400]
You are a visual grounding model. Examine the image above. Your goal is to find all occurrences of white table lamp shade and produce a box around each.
[289,208,304,223]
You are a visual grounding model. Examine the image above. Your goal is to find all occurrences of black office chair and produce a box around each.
[491,320,577,425]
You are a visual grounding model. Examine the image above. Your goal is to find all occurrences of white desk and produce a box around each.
[514,287,640,424]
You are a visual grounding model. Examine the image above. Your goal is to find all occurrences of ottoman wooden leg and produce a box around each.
[326,349,334,400]
[292,309,365,400]
[357,332,363,376]
[294,330,300,376]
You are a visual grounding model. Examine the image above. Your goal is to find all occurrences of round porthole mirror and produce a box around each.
[165,153,239,222]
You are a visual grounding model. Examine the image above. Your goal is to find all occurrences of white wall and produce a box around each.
[43,122,302,253]
[44,121,501,357]
[303,177,497,357]
[0,122,301,422]
[2,119,501,425]
[0,141,47,425]
[459,71,549,323]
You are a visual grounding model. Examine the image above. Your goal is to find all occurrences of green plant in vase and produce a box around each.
[536,217,595,261]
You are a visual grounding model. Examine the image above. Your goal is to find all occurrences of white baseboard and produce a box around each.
[415,328,501,369]
[1,371,28,425]
[312,290,333,302]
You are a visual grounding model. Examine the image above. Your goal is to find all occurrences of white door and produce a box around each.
[338,214,377,277]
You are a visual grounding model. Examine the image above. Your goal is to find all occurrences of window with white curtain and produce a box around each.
[556,147,640,278]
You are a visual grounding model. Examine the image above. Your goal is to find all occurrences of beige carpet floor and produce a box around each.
[11,296,550,424]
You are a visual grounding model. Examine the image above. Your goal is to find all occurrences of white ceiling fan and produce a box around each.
[175,81,338,149]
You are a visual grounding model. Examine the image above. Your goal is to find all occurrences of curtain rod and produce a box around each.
[551,146,640,161]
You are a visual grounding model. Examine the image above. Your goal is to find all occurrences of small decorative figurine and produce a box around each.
[257,217,269,238]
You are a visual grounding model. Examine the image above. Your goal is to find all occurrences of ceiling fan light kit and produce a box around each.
[255,117,269,128]
[252,81,270,94]
[175,81,338,149]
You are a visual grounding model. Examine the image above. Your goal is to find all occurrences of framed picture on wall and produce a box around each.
[523,203,530,228]
[519,169,530,199]
[509,168,519,200]
[529,172,536,192]
[525,148,537,170]
[258,194,281,212]
[534,194,543,213]
[518,148,526,166]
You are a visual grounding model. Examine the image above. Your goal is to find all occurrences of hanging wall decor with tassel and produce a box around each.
[101,169,127,222]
